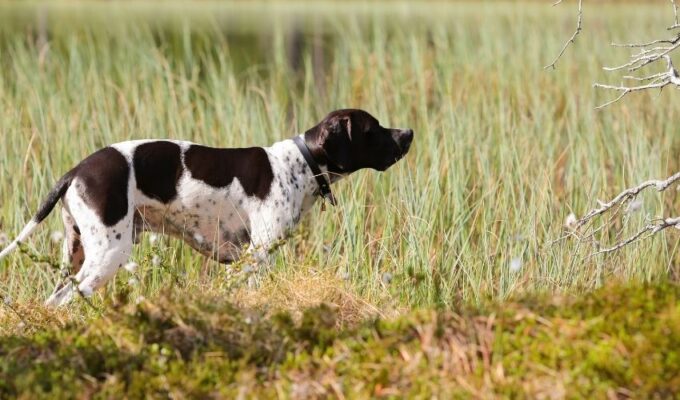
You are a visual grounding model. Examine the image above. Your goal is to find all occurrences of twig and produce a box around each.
[575,171,680,230]
[572,171,680,254]
[548,0,680,107]
[548,1,680,254]
[594,56,680,108]
[593,0,680,108]
[601,41,680,73]
[69,276,98,311]
[592,217,680,255]
[545,0,583,69]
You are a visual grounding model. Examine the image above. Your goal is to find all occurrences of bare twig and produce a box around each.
[575,172,680,230]
[594,0,680,108]
[545,0,583,69]
[592,217,680,255]
[548,1,680,254]
[572,172,680,254]
[69,276,98,311]
[592,56,680,108]
[548,0,680,107]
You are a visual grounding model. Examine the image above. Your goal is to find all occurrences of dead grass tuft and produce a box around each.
[233,266,402,327]
[0,300,82,336]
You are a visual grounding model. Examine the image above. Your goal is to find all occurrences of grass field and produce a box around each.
[0,1,679,397]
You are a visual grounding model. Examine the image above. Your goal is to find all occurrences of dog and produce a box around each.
[0,109,413,306]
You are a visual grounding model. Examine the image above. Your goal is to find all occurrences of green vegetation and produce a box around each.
[0,1,678,306]
[1,280,678,398]
[0,2,679,397]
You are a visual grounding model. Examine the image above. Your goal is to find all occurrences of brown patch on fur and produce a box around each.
[184,145,274,200]
[74,147,130,226]
[133,141,183,203]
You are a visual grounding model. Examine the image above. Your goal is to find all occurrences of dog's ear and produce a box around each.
[328,114,352,140]
[322,114,353,171]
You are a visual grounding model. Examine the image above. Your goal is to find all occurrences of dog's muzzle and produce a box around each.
[392,129,414,157]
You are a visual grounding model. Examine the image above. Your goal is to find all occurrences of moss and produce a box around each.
[1,281,678,398]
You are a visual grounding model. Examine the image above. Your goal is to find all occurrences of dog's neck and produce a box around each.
[292,136,336,205]
[267,136,340,214]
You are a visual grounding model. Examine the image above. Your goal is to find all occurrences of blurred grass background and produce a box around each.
[0,1,679,313]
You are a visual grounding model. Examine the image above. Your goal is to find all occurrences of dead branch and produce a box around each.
[549,0,680,108]
[575,172,680,230]
[573,172,680,253]
[545,0,583,69]
[548,1,680,254]
[592,217,680,255]
[596,0,680,107]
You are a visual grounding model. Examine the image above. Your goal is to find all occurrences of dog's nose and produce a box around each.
[400,129,414,151]
[403,129,414,142]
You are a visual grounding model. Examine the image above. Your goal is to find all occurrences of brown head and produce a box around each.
[303,109,414,176]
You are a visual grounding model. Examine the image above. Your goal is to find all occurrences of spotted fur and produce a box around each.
[0,109,414,307]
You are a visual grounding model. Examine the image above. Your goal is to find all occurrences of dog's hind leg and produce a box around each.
[46,191,134,307]
[46,220,133,307]
[59,205,85,274]
[76,214,134,295]
[46,206,87,306]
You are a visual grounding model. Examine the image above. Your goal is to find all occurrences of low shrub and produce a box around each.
[1,281,678,398]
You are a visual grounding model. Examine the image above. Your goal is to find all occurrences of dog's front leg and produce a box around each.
[240,244,273,289]
[240,209,289,288]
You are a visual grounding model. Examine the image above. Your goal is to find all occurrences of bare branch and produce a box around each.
[549,0,680,107]
[571,172,680,254]
[545,0,583,70]
[622,72,667,82]
[593,0,680,108]
[548,1,680,254]
[592,217,680,255]
[575,171,680,230]
[612,38,676,48]
[594,55,680,108]
[601,39,680,73]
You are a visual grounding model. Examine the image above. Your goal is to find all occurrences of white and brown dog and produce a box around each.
[0,109,413,306]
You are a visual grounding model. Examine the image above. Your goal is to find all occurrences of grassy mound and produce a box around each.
[1,280,678,398]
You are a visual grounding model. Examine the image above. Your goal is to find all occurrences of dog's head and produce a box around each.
[304,109,414,175]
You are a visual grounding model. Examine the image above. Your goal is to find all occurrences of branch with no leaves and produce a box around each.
[571,172,680,255]
[549,0,680,108]
[592,216,680,255]
[595,0,680,107]
[547,1,680,254]
[593,55,680,108]
[545,0,583,70]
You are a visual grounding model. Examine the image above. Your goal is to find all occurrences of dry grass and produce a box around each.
[233,266,402,327]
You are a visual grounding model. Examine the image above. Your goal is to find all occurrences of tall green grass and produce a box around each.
[0,1,679,308]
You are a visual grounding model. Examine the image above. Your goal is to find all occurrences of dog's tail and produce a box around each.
[0,171,75,260]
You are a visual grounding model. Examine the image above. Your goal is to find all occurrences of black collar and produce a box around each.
[293,136,336,206]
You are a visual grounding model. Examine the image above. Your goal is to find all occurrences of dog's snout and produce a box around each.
[397,129,414,153]
[402,129,414,143]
